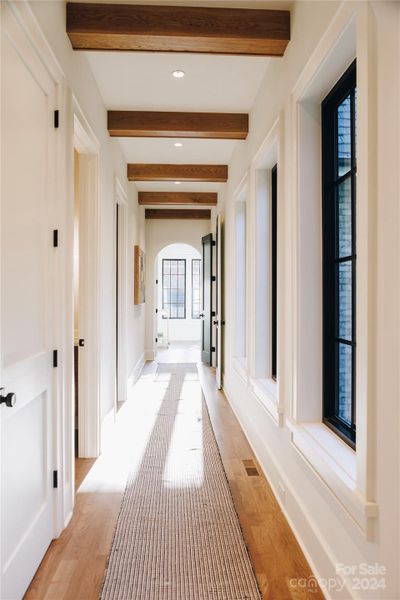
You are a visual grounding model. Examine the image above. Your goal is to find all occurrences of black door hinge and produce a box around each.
[211,346,216,352]
[212,275,216,282]
[212,311,216,317]
[54,110,59,129]
[212,240,216,247]
[53,350,58,368]
[53,470,58,488]
[53,229,59,247]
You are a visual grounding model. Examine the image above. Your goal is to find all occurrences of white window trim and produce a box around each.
[290,2,378,538]
[247,116,285,426]
[250,377,283,427]
[233,173,249,373]
[287,419,378,538]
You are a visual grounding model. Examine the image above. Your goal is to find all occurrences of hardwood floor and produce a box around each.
[198,365,324,600]
[24,363,323,600]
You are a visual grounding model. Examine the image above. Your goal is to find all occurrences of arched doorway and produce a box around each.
[154,243,202,363]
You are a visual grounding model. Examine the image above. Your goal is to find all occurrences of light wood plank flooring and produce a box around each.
[24,363,323,600]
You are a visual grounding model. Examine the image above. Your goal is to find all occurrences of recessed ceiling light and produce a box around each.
[172,70,185,79]
[174,142,183,148]
[174,181,181,185]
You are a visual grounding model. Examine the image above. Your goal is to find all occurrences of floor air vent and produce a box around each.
[242,459,260,477]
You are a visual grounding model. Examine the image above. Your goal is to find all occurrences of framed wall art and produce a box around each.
[134,245,145,304]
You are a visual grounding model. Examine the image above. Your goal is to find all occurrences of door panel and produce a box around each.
[216,216,223,389]
[1,6,56,598]
[201,234,213,364]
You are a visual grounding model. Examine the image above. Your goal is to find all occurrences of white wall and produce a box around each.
[217,2,400,599]
[126,188,146,386]
[156,243,202,342]
[145,219,211,358]
[26,1,146,525]
[29,1,145,420]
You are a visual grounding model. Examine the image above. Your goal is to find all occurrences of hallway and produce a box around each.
[2,1,400,599]
[24,361,321,600]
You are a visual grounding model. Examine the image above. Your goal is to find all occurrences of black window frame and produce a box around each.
[322,60,357,449]
[191,258,202,319]
[162,258,186,320]
[271,164,277,381]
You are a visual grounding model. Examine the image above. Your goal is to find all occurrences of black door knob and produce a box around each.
[0,392,16,408]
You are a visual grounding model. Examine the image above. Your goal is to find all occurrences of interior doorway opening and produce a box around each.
[73,149,80,456]
[73,108,101,461]
[114,176,128,410]
[155,243,202,363]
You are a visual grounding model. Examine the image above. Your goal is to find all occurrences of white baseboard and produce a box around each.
[63,510,73,531]
[128,352,146,388]
[222,380,352,600]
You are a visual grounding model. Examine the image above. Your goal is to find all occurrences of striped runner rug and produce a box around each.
[100,363,261,600]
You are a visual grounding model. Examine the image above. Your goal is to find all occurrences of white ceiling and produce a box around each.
[81,2,289,200]
[117,137,237,165]
[86,52,270,113]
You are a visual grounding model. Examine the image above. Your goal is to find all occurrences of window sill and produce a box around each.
[250,377,283,426]
[287,420,378,538]
[233,357,248,384]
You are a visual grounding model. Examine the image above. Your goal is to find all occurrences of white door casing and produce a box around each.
[115,176,128,407]
[216,215,223,389]
[74,108,101,459]
[1,4,59,598]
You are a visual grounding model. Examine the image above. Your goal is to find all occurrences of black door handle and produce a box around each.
[79,339,85,347]
[0,391,16,408]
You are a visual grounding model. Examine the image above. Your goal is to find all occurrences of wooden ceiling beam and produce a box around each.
[145,209,211,220]
[128,163,228,182]
[110,111,248,140]
[139,192,217,206]
[67,3,290,56]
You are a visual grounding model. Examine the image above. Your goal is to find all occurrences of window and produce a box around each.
[191,259,201,319]
[235,198,247,360]
[322,60,356,447]
[271,165,277,380]
[162,259,186,319]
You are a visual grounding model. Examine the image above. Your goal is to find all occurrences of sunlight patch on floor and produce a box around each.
[76,368,171,494]
[163,382,204,488]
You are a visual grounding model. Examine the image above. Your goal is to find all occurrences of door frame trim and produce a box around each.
[114,176,128,407]
[201,233,213,365]
[73,103,101,459]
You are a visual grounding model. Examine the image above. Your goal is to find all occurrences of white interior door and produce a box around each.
[1,6,57,599]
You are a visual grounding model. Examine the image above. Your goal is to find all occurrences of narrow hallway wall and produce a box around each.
[216,1,400,598]
[29,1,146,422]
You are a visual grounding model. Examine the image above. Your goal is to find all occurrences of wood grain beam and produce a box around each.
[145,209,211,220]
[109,111,248,140]
[139,192,217,206]
[67,3,290,56]
[128,164,228,182]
